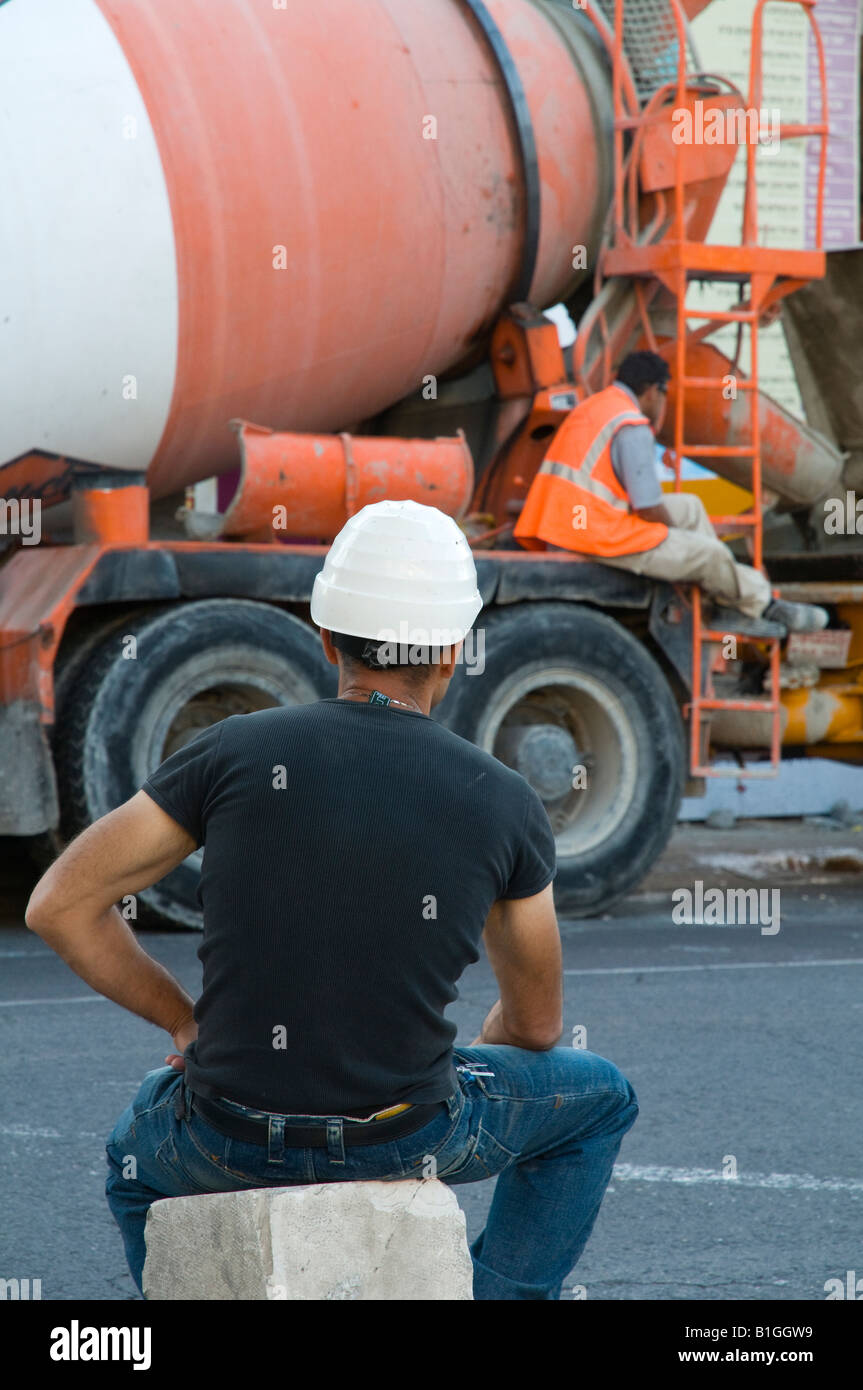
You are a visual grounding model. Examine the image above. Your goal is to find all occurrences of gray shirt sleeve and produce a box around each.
[609,425,663,509]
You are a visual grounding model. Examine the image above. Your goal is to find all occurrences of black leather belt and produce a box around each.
[187,1087,446,1148]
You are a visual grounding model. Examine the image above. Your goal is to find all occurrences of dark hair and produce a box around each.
[616,351,670,397]
[330,630,435,675]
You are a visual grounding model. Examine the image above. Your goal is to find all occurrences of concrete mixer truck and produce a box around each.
[1,0,860,928]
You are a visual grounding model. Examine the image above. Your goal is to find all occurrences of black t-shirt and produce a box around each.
[142,698,557,1114]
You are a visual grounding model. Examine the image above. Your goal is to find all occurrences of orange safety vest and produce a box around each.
[513,384,669,557]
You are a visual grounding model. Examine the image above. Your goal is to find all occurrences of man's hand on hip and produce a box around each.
[166,1014,199,1071]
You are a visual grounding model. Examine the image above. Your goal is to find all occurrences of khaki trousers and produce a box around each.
[597,493,772,619]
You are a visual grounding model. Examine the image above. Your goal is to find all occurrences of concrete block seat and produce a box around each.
[142,1179,474,1300]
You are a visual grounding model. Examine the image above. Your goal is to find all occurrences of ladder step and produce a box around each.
[680,308,758,323]
[700,628,781,643]
[680,376,757,391]
[694,699,779,711]
[700,636,778,653]
[691,766,780,780]
[781,122,828,137]
[684,445,756,457]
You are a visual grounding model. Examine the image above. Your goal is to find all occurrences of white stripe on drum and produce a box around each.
[0,0,177,473]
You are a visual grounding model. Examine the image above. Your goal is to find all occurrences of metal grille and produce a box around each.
[594,0,700,102]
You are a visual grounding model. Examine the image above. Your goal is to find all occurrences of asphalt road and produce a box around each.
[1,861,861,1302]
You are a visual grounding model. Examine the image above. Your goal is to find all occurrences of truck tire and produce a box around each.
[440,602,685,917]
[53,599,336,929]
[29,609,145,870]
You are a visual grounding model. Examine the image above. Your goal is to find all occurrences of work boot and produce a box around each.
[761,599,829,633]
[707,604,785,638]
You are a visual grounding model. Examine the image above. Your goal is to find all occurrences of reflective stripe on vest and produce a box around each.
[539,457,629,513]
[574,409,648,486]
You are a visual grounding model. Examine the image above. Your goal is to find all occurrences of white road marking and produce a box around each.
[613,1163,863,1194]
[0,1124,105,1140]
[2,960,861,1002]
[1,1136,859,1201]
[0,996,107,1007]
[565,958,863,976]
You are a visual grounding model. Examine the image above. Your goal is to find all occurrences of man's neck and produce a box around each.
[613,379,641,409]
[337,680,429,714]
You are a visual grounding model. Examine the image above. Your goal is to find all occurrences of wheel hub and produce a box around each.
[496,723,580,801]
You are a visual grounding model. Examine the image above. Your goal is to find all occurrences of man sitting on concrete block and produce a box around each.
[26,499,639,1301]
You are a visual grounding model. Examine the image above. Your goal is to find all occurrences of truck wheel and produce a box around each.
[29,609,146,871]
[53,599,336,929]
[441,602,685,917]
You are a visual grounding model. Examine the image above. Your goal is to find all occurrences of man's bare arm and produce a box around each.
[472,884,563,1050]
[25,791,199,1054]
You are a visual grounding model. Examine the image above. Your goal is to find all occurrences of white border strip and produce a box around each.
[613,1164,863,1194]
[565,959,863,976]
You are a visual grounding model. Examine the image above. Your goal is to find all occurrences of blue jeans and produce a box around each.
[105,1044,638,1300]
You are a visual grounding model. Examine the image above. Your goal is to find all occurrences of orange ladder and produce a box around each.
[597,0,828,778]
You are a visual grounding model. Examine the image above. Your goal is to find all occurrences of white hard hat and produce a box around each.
[310,499,483,646]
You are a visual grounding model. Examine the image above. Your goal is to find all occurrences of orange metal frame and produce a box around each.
[597,0,828,778]
[690,609,784,779]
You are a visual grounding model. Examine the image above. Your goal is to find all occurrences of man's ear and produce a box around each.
[320,629,339,666]
[439,641,463,678]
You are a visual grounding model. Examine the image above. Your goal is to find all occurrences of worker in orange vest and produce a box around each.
[514,351,827,634]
